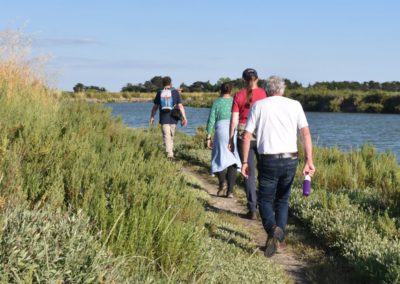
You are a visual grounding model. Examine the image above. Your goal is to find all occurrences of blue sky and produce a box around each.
[1,0,399,91]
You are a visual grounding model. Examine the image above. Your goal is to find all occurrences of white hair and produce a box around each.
[265,76,286,95]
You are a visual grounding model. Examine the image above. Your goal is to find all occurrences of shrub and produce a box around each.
[356,102,384,113]
[383,95,400,113]
[291,190,400,283]
[0,205,131,283]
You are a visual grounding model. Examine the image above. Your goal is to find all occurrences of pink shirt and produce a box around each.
[232,88,267,124]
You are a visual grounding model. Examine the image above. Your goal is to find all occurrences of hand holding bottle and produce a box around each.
[303,175,311,197]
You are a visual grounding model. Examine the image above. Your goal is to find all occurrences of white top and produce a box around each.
[245,96,308,154]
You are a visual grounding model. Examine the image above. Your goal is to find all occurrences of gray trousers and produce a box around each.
[237,139,258,212]
[161,124,176,158]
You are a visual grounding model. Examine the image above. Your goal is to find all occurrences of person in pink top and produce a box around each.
[229,68,267,220]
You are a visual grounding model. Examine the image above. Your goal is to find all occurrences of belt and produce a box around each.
[260,152,298,160]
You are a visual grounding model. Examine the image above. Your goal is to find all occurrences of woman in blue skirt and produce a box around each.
[206,83,241,198]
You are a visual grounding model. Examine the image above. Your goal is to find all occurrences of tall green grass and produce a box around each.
[0,95,207,278]
[63,90,154,102]
[295,144,400,215]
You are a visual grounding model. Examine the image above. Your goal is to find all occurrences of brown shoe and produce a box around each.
[226,192,234,198]
[265,226,284,257]
[246,211,257,220]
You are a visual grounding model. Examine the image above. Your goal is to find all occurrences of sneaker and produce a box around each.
[226,192,233,198]
[246,211,257,220]
[264,226,284,257]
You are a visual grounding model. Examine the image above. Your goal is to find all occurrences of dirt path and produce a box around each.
[182,167,309,284]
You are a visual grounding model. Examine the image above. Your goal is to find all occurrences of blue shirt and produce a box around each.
[153,88,182,124]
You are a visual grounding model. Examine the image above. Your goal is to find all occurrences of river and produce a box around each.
[105,102,400,162]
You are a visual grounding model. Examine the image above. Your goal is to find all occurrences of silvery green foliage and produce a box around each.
[291,190,400,283]
[0,206,129,283]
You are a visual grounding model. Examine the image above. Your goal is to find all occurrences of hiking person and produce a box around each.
[228,68,267,219]
[206,83,241,198]
[241,75,315,257]
[150,76,187,159]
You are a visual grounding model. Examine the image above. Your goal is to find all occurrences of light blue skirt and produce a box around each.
[211,120,242,173]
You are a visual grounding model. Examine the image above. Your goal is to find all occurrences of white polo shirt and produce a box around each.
[245,96,308,154]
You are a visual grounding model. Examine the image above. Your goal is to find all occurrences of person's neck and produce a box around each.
[221,94,231,98]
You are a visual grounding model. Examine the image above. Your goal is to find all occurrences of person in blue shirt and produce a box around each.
[150,76,187,159]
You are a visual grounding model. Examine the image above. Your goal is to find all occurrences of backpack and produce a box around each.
[160,88,174,111]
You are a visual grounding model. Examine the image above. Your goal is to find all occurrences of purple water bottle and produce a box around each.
[303,175,311,197]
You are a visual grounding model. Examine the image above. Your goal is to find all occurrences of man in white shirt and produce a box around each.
[241,76,315,257]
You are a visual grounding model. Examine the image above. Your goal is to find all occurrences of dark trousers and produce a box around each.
[237,139,258,213]
[216,165,237,194]
[257,156,298,238]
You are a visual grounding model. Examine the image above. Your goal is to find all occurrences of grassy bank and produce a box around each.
[1,86,205,281]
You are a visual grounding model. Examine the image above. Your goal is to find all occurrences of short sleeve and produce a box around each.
[245,104,257,133]
[297,102,308,129]
[232,93,240,113]
[173,90,182,105]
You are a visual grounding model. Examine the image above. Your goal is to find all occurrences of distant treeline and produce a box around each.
[73,83,107,93]
[117,76,400,93]
[73,76,400,94]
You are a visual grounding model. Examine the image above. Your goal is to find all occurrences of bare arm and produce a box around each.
[150,104,158,125]
[228,112,239,151]
[241,131,252,178]
[178,103,187,126]
[300,126,315,176]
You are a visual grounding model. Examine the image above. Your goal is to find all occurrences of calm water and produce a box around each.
[105,102,400,162]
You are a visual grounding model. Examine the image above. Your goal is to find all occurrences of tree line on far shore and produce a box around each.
[73,76,400,93]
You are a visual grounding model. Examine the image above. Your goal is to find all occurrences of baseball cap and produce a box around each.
[242,68,258,80]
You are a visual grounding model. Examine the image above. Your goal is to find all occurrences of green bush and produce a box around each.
[291,190,400,283]
[357,102,384,113]
[383,96,400,113]
[0,205,131,283]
